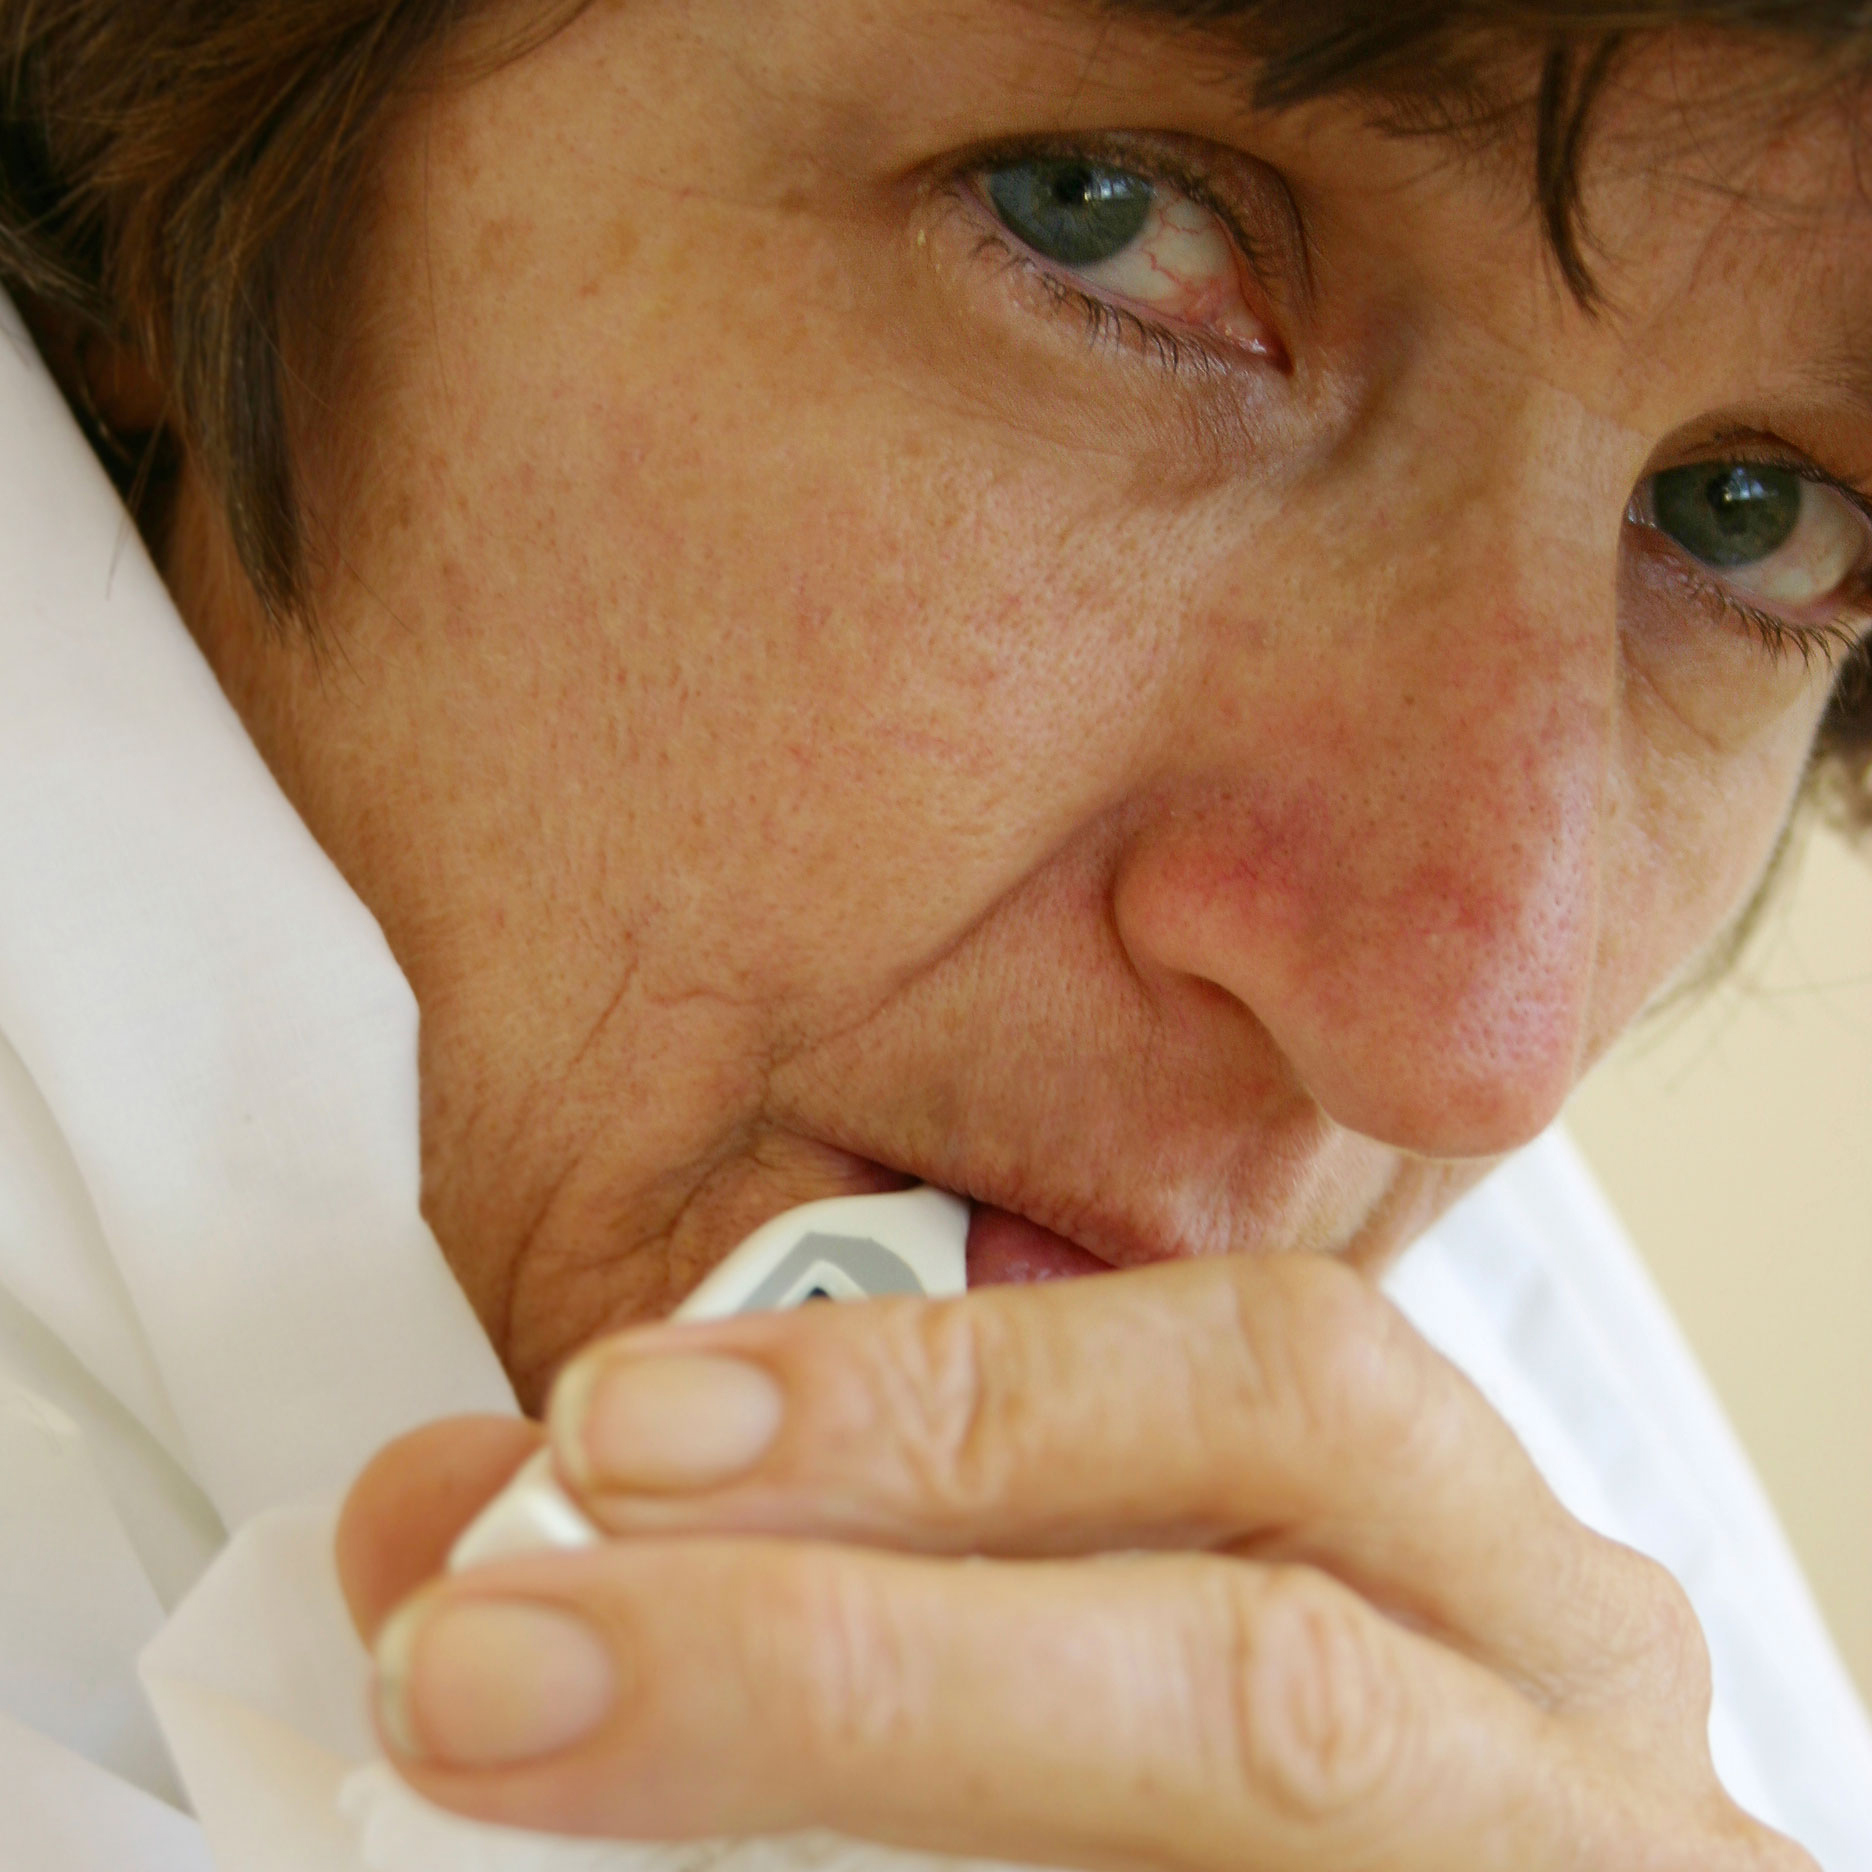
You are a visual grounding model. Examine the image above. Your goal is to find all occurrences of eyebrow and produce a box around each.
[1043,1,1264,69]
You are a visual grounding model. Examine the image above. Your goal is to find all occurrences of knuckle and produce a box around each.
[1214,1565,1410,1825]
[1674,1788,1821,1872]
[747,1548,924,1764]
[856,1298,1018,1529]
[1740,1830,1824,1872]
[1758,1836,1824,1872]
[1597,1548,1714,1717]
[1251,1255,1429,1464]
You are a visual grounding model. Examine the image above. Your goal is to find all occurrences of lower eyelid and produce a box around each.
[1734,608,1869,673]
[1696,568,1869,668]
[1625,518,1862,665]
[952,194,1281,380]
[956,208,1237,374]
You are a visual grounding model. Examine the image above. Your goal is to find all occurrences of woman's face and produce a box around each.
[172,0,1872,1401]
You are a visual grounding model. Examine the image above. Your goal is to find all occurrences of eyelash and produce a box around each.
[967,226,1236,381]
[1718,592,1869,672]
[947,139,1276,380]
[951,147,1872,688]
[1644,453,1872,672]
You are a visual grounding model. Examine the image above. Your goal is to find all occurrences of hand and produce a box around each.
[337,1254,1812,1870]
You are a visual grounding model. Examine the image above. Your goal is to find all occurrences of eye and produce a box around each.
[1644,462,1872,614]
[979,157,1274,355]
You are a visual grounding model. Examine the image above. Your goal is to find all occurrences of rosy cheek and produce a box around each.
[1080,197,1280,357]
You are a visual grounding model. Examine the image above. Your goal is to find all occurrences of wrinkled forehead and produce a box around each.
[1554,51,1872,395]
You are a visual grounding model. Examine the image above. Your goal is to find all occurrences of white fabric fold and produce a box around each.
[1,289,1869,1872]
[0,289,508,1855]
[0,1371,179,1800]
[141,1506,384,1872]
[0,296,515,1543]
[0,1021,187,1471]
[1,1708,213,1872]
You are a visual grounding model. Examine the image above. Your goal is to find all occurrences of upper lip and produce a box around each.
[855,1153,1195,1274]
[965,1195,1171,1271]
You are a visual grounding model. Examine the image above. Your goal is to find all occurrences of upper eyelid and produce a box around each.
[1659,431,1872,527]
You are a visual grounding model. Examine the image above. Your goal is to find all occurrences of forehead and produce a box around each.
[469,0,1872,414]
[733,2,1867,235]
[1576,54,1872,408]
[1015,10,1872,364]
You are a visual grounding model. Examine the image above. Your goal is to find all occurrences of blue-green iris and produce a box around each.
[1652,463,1803,570]
[986,161,1153,269]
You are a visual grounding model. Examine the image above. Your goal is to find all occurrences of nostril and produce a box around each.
[1114,824,1595,1159]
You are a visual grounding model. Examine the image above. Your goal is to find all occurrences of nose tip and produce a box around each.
[1301,874,1596,1155]
[1113,772,1601,1161]
[1111,413,1625,1159]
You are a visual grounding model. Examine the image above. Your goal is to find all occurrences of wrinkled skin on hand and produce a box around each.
[340,1257,1815,1870]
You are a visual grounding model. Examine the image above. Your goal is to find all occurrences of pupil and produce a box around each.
[987,160,1153,269]
[1652,462,1802,569]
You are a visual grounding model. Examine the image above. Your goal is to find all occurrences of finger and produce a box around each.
[539,1254,1621,1696]
[337,1416,541,1640]
[371,1538,1668,1872]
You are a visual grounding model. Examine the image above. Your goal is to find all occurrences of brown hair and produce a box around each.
[0,0,1867,823]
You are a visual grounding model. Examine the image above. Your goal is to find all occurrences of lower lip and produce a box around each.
[966,1204,1112,1287]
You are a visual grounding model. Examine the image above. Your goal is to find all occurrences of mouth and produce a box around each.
[759,1132,1214,1299]
[821,1140,1171,1290]
[790,1138,1138,1286]
[965,1202,1115,1287]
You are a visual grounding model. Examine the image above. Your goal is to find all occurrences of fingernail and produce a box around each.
[375,1594,617,1767]
[552,1350,784,1496]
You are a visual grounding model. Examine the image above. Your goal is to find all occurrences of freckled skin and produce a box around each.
[166,0,1865,1406]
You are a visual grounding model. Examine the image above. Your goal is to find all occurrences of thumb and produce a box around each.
[337,1416,541,1642]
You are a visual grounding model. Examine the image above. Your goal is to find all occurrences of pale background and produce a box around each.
[1568,817,1872,1708]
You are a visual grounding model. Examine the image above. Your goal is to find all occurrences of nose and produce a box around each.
[1112,490,1617,1160]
